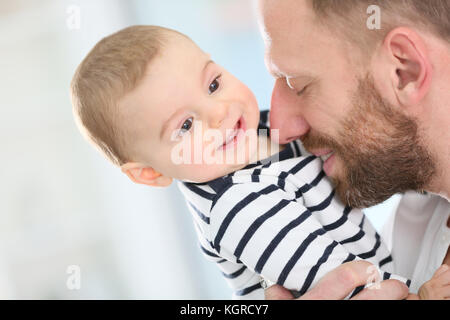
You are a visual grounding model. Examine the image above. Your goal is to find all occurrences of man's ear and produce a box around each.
[121,162,173,187]
[383,27,432,109]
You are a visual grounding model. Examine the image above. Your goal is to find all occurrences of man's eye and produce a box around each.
[297,86,308,96]
[208,75,221,94]
[180,117,193,133]
[286,78,308,96]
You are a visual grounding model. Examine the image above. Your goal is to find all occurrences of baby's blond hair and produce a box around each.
[70,25,182,166]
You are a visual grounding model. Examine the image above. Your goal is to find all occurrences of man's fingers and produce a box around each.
[299,260,375,300]
[264,285,294,300]
[406,293,420,300]
[436,270,450,287]
[265,261,410,300]
[350,279,409,300]
[433,264,449,278]
[441,284,450,299]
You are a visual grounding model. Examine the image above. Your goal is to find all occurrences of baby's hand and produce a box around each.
[418,264,450,300]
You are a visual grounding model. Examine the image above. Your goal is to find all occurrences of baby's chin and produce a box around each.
[178,158,253,183]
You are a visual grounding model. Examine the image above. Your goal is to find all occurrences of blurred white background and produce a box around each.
[0,0,399,299]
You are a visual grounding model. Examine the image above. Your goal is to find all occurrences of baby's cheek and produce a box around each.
[241,85,258,106]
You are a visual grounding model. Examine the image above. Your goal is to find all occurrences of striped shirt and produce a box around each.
[178,110,410,299]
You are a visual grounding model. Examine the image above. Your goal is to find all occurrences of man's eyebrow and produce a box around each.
[266,61,286,79]
[266,54,303,79]
[270,70,284,78]
[269,62,311,81]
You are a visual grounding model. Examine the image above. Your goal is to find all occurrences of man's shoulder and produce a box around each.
[396,191,442,220]
[383,192,444,262]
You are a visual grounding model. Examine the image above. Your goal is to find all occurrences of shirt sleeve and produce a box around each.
[208,182,409,297]
[195,228,265,299]
[215,259,265,300]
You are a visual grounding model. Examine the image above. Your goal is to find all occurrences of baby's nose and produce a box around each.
[208,102,229,128]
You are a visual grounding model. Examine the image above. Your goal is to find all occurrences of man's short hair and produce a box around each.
[311,0,450,52]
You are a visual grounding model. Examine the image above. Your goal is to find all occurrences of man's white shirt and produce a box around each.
[382,191,450,293]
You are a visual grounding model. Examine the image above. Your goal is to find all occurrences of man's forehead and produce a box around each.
[264,34,305,78]
[260,1,322,78]
[259,0,311,30]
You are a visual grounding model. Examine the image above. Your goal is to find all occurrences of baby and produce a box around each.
[70,25,448,300]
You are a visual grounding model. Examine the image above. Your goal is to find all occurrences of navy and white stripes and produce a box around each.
[178,110,410,299]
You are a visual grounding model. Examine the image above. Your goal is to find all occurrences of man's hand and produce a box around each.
[265,261,409,300]
[416,264,450,300]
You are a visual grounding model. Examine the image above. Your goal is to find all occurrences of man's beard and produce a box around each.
[302,75,436,208]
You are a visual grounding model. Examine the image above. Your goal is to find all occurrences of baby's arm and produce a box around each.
[408,264,450,300]
[209,182,410,297]
[193,223,265,299]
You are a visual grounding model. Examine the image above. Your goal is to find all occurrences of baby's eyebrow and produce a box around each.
[203,59,214,73]
[202,59,214,85]
[160,109,179,140]
[160,60,215,140]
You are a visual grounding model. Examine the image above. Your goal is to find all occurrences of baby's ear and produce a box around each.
[121,162,173,187]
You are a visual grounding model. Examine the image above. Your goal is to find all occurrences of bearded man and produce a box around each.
[258,0,450,299]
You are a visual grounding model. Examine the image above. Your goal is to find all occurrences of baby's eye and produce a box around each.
[180,117,193,134]
[208,75,221,94]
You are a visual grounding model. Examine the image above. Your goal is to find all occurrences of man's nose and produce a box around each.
[270,78,310,144]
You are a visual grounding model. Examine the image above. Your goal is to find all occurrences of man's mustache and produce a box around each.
[301,131,343,156]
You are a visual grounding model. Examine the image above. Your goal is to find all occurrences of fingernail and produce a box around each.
[260,278,276,290]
